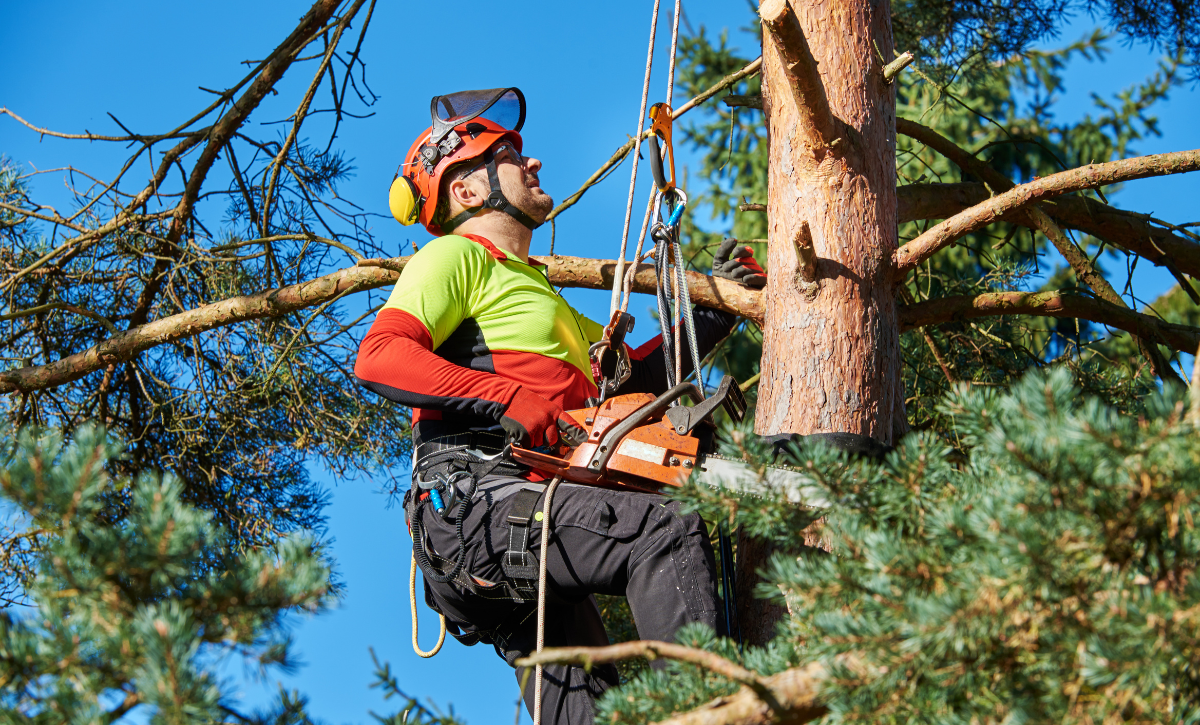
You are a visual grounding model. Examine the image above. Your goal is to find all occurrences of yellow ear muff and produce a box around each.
[388,175,421,226]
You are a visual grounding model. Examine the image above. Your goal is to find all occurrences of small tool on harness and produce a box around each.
[589,310,635,402]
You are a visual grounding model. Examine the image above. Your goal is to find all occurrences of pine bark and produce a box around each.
[741,0,901,645]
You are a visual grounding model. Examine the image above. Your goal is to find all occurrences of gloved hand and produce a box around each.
[500,387,589,449]
[713,238,767,288]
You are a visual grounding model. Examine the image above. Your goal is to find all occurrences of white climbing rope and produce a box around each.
[409,547,447,658]
[611,0,663,318]
[613,0,685,317]
[533,475,564,725]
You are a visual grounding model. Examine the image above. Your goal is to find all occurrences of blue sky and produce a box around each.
[3,2,1198,723]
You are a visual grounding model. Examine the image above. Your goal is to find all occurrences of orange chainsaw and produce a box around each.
[511,375,749,493]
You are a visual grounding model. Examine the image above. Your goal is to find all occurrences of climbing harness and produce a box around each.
[406,442,522,658]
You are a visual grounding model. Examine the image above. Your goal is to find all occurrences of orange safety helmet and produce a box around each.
[389,88,540,236]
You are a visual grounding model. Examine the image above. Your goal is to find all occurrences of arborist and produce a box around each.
[355,87,766,724]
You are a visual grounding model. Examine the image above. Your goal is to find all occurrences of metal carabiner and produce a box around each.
[647,102,677,193]
[651,186,688,232]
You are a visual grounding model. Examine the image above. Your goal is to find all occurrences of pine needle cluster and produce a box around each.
[602,369,1200,723]
[0,425,332,723]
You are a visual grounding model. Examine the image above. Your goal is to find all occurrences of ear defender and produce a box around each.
[389,175,421,226]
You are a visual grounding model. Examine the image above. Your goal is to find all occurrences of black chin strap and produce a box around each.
[442,149,544,234]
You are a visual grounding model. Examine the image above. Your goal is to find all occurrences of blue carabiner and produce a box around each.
[429,487,446,515]
[666,199,686,228]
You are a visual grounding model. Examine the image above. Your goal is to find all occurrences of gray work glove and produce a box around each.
[712,238,767,288]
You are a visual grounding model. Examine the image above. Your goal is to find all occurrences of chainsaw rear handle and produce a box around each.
[586,375,745,474]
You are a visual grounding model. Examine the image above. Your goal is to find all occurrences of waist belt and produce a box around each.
[414,431,510,469]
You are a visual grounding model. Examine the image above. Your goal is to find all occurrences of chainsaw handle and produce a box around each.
[586,382,703,474]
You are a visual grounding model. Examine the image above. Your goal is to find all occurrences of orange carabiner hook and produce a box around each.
[648,102,676,193]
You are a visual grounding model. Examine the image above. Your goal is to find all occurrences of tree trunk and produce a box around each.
[738,0,902,644]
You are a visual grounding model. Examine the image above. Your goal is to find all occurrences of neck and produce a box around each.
[454,211,533,262]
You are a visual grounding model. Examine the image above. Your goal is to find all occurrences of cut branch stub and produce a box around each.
[723,95,764,110]
[882,51,914,83]
[793,221,818,298]
[758,0,838,148]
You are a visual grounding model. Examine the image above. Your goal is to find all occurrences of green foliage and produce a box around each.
[607,369,1200,722]
[0,425,332,723]
[0,11,410,592]
[595,623,801,723]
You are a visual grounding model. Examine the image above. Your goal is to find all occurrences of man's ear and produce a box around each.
[447,173,487,211]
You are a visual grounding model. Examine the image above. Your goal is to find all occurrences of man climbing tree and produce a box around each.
[4,0,1200,721]
[354,86,765,722]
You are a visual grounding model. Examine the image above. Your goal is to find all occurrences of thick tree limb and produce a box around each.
[897,118,1183,383]
[656,662,830,725]
[899,291,1200,353]
[543,256,764,325]
[758,0,837,146]
[8,260,1196,396]
[894,148,1200,275]
[896,182,1200,281]
[0,256,762,395]
[519,641,833,725]
[0,263,398,395]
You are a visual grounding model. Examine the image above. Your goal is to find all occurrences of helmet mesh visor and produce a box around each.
[432,88,524,132]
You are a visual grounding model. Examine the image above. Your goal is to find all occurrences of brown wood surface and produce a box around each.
[757,0,903,444]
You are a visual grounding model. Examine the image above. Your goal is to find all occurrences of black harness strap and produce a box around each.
[502,487,544,597]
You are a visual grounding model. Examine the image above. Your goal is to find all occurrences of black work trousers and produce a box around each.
[414,475,720,724]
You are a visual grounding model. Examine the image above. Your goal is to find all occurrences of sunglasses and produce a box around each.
[454,142,526,180]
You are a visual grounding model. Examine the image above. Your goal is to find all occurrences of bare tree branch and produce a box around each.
[657,661,830,725]
[546,56,762,222]
[899,291,1200,354]
[516,640,780,709]
[127,0,349,328]
[260,0,365,236]
[894,148,1200,275]
[0,255,763,395]
[896,182,1200,281]
[896,118,1184,383]
[759,0,837,146]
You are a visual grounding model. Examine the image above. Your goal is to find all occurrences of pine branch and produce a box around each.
[894,148,1200,275]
